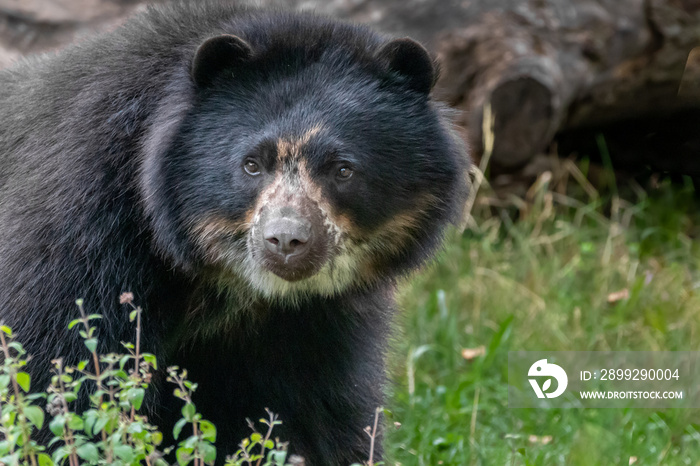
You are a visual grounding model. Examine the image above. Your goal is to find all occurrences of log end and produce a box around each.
[486,76,555,169]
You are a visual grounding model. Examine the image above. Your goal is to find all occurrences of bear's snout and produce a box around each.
[263,215,312,259]
[258,205,328,282]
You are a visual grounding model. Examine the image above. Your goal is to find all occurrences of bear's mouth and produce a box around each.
[261,260,320,282]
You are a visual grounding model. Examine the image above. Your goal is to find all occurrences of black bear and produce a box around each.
[0,1,469,464]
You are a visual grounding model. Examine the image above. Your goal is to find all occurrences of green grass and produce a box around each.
[385,175,700,466]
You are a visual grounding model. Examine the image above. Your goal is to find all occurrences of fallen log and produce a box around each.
[3,0,700,175]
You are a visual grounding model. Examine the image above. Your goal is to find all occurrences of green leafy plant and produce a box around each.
[0,294,222,465]
[0,292,386,465]
[224,409,292,466]
[167,367,216,465]
[0,325,47,466]
[43,294,169,465]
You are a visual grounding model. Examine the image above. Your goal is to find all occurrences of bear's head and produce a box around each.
[141,15,469,301]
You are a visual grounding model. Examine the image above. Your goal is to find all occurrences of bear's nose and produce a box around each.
[263,217,312,259]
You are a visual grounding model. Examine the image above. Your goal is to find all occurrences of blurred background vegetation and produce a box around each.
[388,147,700,464]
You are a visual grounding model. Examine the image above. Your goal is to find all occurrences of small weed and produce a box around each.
[0,295,307,466]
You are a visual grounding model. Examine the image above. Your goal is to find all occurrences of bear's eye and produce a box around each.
[336,165,353,180]
[244,159,261,176]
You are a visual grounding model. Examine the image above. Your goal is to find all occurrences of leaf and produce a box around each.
[68,319,82,330]
[0,326,12,336]
[176,447,192,466]
[250,433,262,443]
[93,416,108,435]
[181,403,196,422]
[0,454,20,465]
[127,422,143,434]
[129,388,146,411]
[484,315,514,367]
[83,410,98,436]
[77,360,88,371]
[152,431,163,446]
[0,375,11,389]
[542,379,552,392]
[114,445,134,462]
[269,450,288,464]
[7,341,24,354]
[461,346,486,361]
[173,418,187,440]
[15,372,30,392]
[84,338,98,354]
[410,344,432,362]
[66,413,84,431]
[37,453,54,466]
[76,443,99,463]
[49,416,65,436]
[199,420,216,442]
[142,353,157,370]
[119,355,131,371]
[24,405,44,429]
[607,289,630,304]
[129,310,138,322]
[201,443,217,463]
[183,436,198,450]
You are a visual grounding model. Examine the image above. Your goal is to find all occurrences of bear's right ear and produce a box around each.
[192,34,253,88]
[376,37,435,95]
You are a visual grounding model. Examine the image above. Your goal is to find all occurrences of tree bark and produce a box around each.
[465,0,700,174]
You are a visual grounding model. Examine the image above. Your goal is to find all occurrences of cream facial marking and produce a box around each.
[192,214,253,263]
[275,124,323,161]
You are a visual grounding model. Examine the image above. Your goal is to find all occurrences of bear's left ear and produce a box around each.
[376,37,435,95]
[192,34,253,88]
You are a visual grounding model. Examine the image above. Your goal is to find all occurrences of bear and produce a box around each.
[0,1,469,464]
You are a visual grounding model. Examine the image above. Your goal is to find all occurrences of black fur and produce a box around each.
[0,1,469,464]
